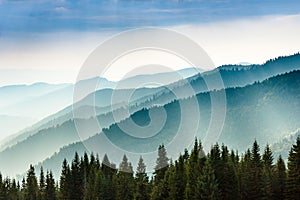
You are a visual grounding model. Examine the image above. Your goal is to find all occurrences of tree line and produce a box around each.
[0,137,299,200]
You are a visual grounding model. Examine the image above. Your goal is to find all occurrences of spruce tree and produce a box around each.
[39,167,46,200]
[262,144,274,199]
[25,165,39,200]
[154,145,169,182]
[185,139,200,200]
[59,159,71,200]
[45,171,56,200]
[273,155,286,200]
[116,155,134,200]
[85,153,98,200]
[286,136,300,200]
[220,144,238,200]
[70,152,84,200]
[248,140,264,199]
[9,179,19,200]
[168,155,186,200]
[135,156,150,200]
[198,159,219,200]
[97,154,117,200]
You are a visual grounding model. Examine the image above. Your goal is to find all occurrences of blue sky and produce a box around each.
[0,0,300,85]
[0,0,299,35]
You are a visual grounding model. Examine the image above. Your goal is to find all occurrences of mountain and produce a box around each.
[0,115,36,141]
[1,53,300,177]
[114,67,201,89]
[0,82,69,109]
[0,83,72,142]
[0,68,199,148]
[31,70,300,179]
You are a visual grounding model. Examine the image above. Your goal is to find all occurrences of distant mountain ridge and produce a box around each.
[1,53,300,177]
[32,70,300,179]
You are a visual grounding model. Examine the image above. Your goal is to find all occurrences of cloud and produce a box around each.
[0,14,300,85]
[54,6,68,13]
[172,14,300,66]
[144,8,185,13]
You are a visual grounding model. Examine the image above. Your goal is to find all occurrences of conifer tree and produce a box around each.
[239,149,251,199]
[97,154,117,200]
[286,136,300,200]
[220,144,238,200]
[116,155,134,200]
[185,139,203,200]
[70,152,84,200]
[39,167,46,200]
[168,155,186,200]
[248,140,264,199]
[262,144,274,199]
[9,179,19,200]
[59,159,71,200]
[135,156,150,200]
[154,145,169,182]
[25,165,39,200]
[273,155,286,200]
[198,159,219,200]
[85,153,98,200]
[45,171,56,200]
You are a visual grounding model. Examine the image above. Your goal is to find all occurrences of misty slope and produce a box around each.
[188,52,300,93]
[2,54,300,177]
[34,70,300,179]
[0,82,69,109]
[0,68,197,150]
[271,129,300,162]
[0,83,71,140]
[6,53,300,150]
[0,115,36,141]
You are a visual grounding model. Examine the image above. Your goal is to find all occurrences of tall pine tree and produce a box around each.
[286,136,300,200]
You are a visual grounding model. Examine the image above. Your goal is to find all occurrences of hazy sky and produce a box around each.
[0,0,299,85]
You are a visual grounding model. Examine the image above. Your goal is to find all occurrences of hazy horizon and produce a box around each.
[1,0,300,86]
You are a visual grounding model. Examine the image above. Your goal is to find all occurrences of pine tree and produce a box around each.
[220,144,238,200]
[97,154,117,200]
[39,167,46,200]
[154,145,169,182]
[59,159,71,200]
[239,149,251,199]
[25,165,39,200]
[262,144,274,199]
[286,136,300,200]
[9,179,19,200]
[135,156,150,200]
[70,152,84,200]
[185,139,198,200]
[85,153,98,200]
[168,155,186,200]
[0,176,8,200]
[151,165,170,200]
[273,155,286,200]
[116,155,134,200]
[45,171,56,200]
[248,140,264,199]
[198,159,219,200]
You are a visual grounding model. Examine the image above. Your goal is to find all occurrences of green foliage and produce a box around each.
[1,138,300,199]
[273,155,286,200]
[286,136,300,200]
[135,156,150,200]
[154,145,169,182]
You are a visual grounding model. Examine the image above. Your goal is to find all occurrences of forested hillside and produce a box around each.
[1,137,299,200]
[14,70,300,179]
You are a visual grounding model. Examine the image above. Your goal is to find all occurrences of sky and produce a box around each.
[0,0,300,85]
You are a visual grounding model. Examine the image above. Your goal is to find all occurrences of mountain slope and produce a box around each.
[33,70,300,179]
[2,53,300,177]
